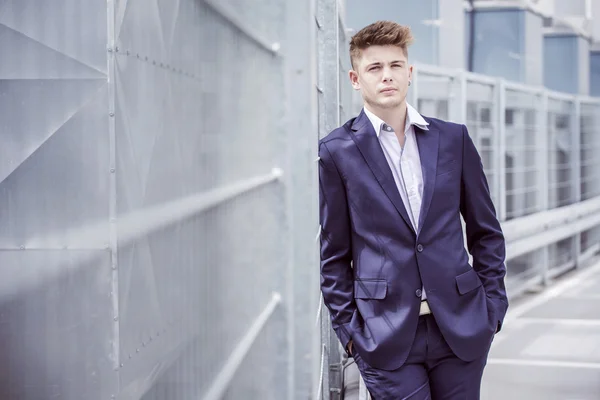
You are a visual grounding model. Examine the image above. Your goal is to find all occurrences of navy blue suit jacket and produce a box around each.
[319,109,508,371]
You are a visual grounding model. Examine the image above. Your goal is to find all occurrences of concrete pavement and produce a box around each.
[482,258,600,399]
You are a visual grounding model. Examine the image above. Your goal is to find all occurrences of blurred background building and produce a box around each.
[0,0,599,399]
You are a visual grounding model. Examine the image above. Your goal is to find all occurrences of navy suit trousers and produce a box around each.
[352,314,493,400]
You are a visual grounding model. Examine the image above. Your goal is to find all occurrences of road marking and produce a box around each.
[560,294,600,300]
[488,358,600,369]
[516,318,600,327]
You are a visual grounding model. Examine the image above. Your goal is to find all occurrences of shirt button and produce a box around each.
[417,244,424,252]
[415,289,422,297]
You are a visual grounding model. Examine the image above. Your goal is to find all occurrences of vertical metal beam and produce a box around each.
[106,0,120,394]
[497,78,507,222]
[316,0,344,397]
[459,70,468,125]
[412,67,420,112]
[573,98,583,266]
[539,92,550,285]
[283,0,320,397]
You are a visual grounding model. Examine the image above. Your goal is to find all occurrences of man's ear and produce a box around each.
[349,70,360,90]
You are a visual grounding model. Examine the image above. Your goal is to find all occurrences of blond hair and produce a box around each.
[349,21,414,69]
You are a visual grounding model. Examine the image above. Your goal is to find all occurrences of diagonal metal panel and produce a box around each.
[0,78,106,185]
[115,0,130,45]
[0,24,106,79]
[0,84,109,248]
[118,239,164,366]
[116,0,166,62]
[115,58,164,203]
[0,0,107,73]
[156,0,181,51]
[156,0,181,55]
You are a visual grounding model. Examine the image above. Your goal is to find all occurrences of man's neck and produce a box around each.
[365,101,407,134]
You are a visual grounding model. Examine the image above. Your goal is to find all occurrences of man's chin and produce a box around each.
[376,98,403,109]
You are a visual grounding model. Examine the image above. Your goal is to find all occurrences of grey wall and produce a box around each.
[544,36,577,93]
[579,35,591,95]
[544,35,590,95]
[524,9,544,86]
[467,8,543,85]
[439,0,465,69]
[590,51,600,96]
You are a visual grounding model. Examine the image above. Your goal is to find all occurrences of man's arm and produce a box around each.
[459,125,509,332]
[319,141,356,350]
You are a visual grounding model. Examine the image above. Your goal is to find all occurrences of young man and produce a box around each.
[319,21,508,399]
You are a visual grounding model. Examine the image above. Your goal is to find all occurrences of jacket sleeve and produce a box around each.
[319,141,356,349]
[459,125,509,332]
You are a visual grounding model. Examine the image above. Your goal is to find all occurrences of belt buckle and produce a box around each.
[419,300,431,316]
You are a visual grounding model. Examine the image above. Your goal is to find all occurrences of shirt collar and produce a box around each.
[363,103,429,137]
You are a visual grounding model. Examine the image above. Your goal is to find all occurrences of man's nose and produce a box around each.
[382,68,393,82]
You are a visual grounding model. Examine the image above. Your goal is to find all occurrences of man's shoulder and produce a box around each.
[319,117,357,148]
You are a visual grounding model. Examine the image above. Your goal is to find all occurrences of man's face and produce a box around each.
[349,45,412,111]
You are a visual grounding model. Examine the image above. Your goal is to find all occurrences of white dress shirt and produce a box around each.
[363,103,430,300]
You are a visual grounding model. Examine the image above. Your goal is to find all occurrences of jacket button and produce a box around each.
[417,244,424,252]
[415,289,422,297]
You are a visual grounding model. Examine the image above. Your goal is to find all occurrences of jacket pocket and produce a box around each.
[455,268,482,295]
[354,279,388,299]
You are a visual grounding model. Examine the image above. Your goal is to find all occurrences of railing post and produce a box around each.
[539,91,550,285]
[497,78,507,222]
[573,98,583,267]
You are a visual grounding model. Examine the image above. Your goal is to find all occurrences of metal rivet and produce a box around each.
[110,168,115,173]
[109,112,114,117]
[120,363,124,367]
[136,349,139,353]
[114,317,118,321]
[115,47,119,52]
[107,47,113,53]
[19,245,25,250]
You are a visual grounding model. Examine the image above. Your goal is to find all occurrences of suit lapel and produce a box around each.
[415,120,439,232]
[347,111,415,235]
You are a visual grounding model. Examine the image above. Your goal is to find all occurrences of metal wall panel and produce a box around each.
[0,252,115,399]
[113,0,291,398]
[0,1,115,399]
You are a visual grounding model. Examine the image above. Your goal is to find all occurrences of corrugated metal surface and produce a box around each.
[1,1,600,399]
[0,0,320,398]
